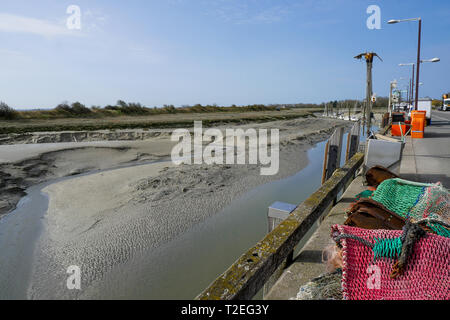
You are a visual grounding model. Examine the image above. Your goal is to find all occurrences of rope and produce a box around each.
[415,218,450,238]
[429,224,450,238]
[333,233,374,248]
[415,218,450,229]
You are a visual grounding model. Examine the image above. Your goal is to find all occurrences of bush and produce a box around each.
[105,105,121,111]
[0,102,18,120]
[55,102,72,114]
[71,102,91,115]
[54,101,91,116]
[114,101,149,115]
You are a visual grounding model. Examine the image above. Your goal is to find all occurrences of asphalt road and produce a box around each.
[400,109,450,187]
[431,109,450,122]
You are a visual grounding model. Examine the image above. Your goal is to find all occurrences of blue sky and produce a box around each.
[1,0,449,109]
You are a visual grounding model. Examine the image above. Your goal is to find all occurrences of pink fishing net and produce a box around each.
[332,224,450,300]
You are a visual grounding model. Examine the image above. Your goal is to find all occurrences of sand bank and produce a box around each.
[0,117,352,298]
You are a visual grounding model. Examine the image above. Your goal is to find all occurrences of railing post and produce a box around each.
[346,121,361,162]
[263,202,297,298]
[322,127,344,206]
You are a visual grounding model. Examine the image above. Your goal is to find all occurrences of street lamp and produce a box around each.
[388,17,421,110]
[388,79,398,114]
[399,63,415,106]
[421,57,440,63]
[398,58,439,107]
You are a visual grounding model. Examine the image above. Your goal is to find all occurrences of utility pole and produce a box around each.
[414,19,422,111]
[362,100,366,135]
[411,66,415,108]
[388,80,397,115]
[348,101,351,120]
[354,52,382,137]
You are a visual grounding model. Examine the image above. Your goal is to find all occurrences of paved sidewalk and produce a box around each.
[400,110,450,188]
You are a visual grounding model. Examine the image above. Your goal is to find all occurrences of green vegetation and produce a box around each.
[1,97,392,121]
[0,98,392,134]
[8,100,309,120]
[432,99,442,108]
[0,109,313,134]
[0,102,18,120]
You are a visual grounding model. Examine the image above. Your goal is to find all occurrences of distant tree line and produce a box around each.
[0,97,392,120]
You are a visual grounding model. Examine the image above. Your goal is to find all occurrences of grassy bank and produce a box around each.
[0,109,318,134]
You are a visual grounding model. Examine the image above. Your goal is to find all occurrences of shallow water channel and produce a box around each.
[0,127,373,299]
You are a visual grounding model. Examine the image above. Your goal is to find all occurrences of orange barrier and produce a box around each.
[411,117,424,139]
[411,110,427,127]
[391,123,407,137]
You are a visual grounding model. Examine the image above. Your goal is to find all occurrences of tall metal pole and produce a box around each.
[366,60,373,136]
[406,85,410,108]
[414,19,422,111]
[411,65,415,109]
[408,78,412,107]
[388,82,393,114]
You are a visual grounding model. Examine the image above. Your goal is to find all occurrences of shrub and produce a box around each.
[70,102,91,115]
[54,101,91,116]
[115,101,149,115]
[55,102,72,114]
[105,105,121,111]
[0,102,18,120]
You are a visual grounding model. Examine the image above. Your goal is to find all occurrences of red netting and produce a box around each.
[332,224,450,300]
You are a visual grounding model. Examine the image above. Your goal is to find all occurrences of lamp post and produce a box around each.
[399,63,415,107]
[398,58,439,109]
[388,80,397,114]
[388,18,421,110]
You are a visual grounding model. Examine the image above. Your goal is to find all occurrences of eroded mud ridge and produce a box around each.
[0,154,56,215]
[0,146,143,217]
[0,129,173,145]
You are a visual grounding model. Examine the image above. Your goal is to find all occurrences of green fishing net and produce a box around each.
[372,178,450,237]
[372,178,427,217]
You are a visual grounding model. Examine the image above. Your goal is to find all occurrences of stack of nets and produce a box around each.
[371,178,449,236]
[332,224,450,300]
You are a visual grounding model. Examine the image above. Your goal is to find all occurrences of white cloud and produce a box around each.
[0,13,79,37]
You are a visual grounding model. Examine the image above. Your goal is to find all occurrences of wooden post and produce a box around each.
[366,60,373,136]
[346,121,361,161]
[348,101,351,120]
[321,141,329,184]
[321,127,344,184]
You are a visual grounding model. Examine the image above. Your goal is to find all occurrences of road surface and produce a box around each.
[400,109,450,187]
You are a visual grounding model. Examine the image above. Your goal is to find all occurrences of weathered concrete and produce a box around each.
[400,110,450,188]
[264,175,366,300]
